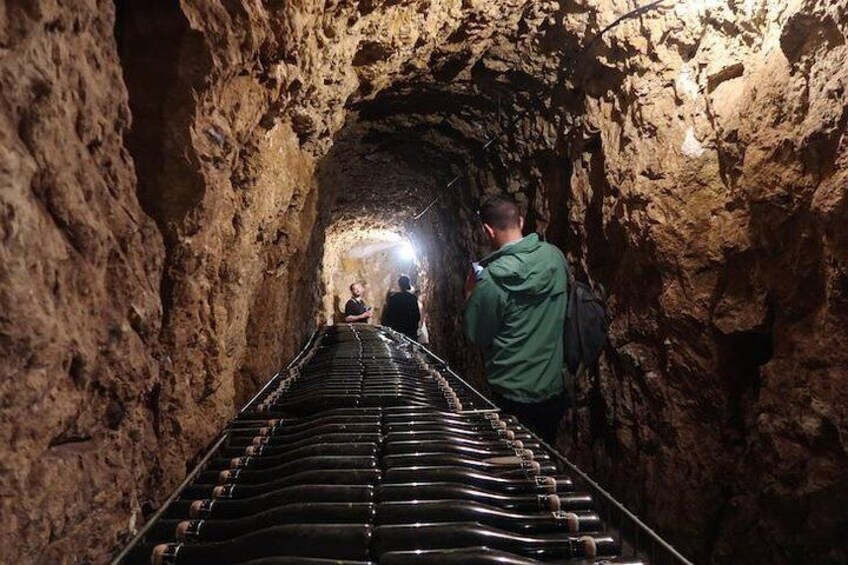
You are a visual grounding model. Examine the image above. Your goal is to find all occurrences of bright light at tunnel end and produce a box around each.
[399,240,417,263]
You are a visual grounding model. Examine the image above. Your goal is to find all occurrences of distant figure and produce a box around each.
[382,275,421,341]
[463,195,569,446]
[344,283,372,323]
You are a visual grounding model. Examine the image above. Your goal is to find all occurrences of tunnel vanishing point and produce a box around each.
[1,1,847,563]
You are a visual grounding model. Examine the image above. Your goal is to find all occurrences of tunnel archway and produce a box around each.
[312,113,495,374]
[2,1,847,563]
[320,227,425,326]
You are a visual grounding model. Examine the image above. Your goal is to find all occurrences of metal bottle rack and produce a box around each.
[114,324,692,565]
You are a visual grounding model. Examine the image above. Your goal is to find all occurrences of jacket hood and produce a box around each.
[480,233,566,296]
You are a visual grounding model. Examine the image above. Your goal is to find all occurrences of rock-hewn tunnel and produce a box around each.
[1,1,846,563]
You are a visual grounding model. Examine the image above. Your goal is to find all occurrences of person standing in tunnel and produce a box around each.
[382,275,421,341]
[344,282,372,323]
[463,195,570,447]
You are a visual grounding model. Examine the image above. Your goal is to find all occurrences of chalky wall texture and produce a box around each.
[0,1,845,563]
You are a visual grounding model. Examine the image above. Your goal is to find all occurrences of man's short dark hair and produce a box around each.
[478,195,521,230]
[398,275,412,291]
[350,282,359,292]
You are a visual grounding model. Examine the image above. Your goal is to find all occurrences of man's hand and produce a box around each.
[362,310,373,320]
[465,266,477,299]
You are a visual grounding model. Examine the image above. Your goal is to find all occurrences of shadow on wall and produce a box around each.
[332,295,346,324]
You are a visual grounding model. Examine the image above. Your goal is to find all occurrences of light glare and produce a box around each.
[399,241,417,262]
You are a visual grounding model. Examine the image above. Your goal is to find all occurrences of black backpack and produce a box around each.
[563,266,610,378]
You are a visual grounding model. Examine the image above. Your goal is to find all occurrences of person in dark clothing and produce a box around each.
[344,282,372,323]
[382,275,421,341]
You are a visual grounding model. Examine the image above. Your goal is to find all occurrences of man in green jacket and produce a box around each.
[463,195,569,446]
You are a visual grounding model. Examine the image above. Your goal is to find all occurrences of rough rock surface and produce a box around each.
[561,2,848,562]
[1,0,846,563]
[0,2,165,561]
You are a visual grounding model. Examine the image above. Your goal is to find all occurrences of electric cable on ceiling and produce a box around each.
[410,0,675,220]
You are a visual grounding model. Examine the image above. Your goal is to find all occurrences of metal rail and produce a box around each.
[239,328,323,414]
[519,430,693,564]
[110,434,228,565]
[114,324,690,564]
[113,328,325,564]
[384,325,692,564]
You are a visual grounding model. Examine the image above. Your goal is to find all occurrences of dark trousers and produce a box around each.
[491,391,569,447]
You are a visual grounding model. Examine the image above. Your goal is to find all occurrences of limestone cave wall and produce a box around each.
[0,2,166,560]
[562,2,848,562]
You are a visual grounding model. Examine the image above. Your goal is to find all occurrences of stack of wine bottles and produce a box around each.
[247,326,489,414]
[118,325,644,565]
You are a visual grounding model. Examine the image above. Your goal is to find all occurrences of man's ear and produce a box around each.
[482,223,496,240]
[518,216,525,231]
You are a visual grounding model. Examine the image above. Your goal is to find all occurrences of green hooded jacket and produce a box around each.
[463,233,567,403]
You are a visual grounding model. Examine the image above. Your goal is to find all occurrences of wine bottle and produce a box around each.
[262,377,328,388]
[257,396,361,413]
[267,387,363,399]
[384,433,544,453]
[383,409,515,423]
[181,468,381,499]
[234,404,382,421]
[260,422,382,437]
[224,425,380,448]
[205,442,379,470]
[379,547,543,565]
[382,453,555,477]
[383,430,534,441]
[384,441,541,459]
[358,378,453,387]
[352,388,447,397]
[371,523,617,560]
[385,428,525,441]
[207,456,378,485]
[227,415,381,437]
[387,418,522,432]
[238,558,374,565]
[224,432,381,451]
[377,500,602,533]
[166,485,375,520]
[150,524,372,564]
[369,389,465,401]
[384,467,571,494]
[359,398,437,409]
[181,502,375,543]
[378,483,591,512]
[253,390,364,408]
[357,385,453,395]
[354,387,444,402]
[277,377,364,386]
[231,406,382,424]
[146,502,375,543]
[206,442,378,471]
[383,415,516,428]
[288,378,454,388]
[378,548,644,565]
[385,421,528,436]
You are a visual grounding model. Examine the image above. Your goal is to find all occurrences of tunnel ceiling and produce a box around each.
[3,1,847,564]
[298,0,577,232]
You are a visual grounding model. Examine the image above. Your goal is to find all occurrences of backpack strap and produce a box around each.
[575,284,589,364]
[561,253,586,379]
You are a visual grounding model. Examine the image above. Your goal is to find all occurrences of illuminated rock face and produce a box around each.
[0,0,845,562]
[561,3,848,563]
